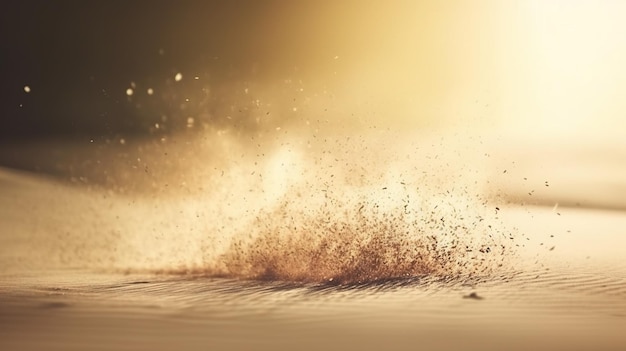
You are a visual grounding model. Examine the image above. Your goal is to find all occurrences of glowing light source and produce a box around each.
[175,73,183,82]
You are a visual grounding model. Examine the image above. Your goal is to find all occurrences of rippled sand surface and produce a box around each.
[2,267,625,350]
[1,167,625,351]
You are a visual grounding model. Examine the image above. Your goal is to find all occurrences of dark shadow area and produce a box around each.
[1,0,344,140]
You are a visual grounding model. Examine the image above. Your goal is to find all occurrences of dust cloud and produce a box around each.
[17,123,516,285]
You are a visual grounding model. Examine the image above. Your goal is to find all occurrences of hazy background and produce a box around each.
[1,0,625,207]
[3,0,624,136]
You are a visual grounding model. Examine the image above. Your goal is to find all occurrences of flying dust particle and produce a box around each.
[71,133,518,286]
[214,190,512,285]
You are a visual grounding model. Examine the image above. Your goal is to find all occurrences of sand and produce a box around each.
[1,138,625,351]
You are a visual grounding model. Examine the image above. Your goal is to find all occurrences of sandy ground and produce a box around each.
[0,135,625,351]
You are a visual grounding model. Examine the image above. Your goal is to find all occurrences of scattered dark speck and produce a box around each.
[463,292,484,300]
